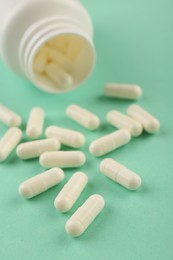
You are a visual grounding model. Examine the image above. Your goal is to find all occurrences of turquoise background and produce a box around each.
[0,0,173,259]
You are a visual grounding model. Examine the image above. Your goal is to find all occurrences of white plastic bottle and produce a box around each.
[0,0,95,93]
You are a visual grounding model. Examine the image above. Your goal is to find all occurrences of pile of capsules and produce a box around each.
[34,43,74,89]
[33,35,85,91]
[0,83,160,237]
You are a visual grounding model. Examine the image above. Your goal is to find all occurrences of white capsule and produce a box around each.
[45,63,73,89]
[106,110,143,136]
[44,45,72,71]
[66,104,100,130]
[66,194,105,237]
[104,84,142,100]
[54,172,88,212]
[89,129,131,157]
[66,37,81,61]
[19,168,64,199]
[46,37,68,54]
[100,158,141,190]
[0,104,22,127]
[34,74,60,92]
[45,126,85,148]
[26,107,44,139]
[33,51,47,74]
[16,138,61,160]
[39,151,86,168]
[0,127,22,162]
[127,104,160,133]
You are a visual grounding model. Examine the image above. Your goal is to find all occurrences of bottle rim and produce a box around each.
[19,16,96,93]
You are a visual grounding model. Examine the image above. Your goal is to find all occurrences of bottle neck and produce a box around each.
[0,0,94,73]
[20,16,95,93]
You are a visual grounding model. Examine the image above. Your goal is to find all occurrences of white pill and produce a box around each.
[26,107,44,139]
[100,158,141,190]
[46,38,68,54]
[106,110,143,136]
[39,151,86,168]
[34,74,60,92]
[44,46,73,71]
[127,104,160,133]
[0,127,22,162]
[19,168,64,199]
[66,104,100,130]
[16,138,61,160]
[66,194,105,237]
[54,172,88,212]
[45,63,73,89]
[104,84,142,100]
[89,129,131,157]
[45,126,85,148]
[0,104,22,127]
[66,38,81,61]
[33,51,47,74]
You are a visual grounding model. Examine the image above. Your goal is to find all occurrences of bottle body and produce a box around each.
[0,0,95,93]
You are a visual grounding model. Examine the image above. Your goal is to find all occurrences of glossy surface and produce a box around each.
[54,172,88,212]
[66,194,105,237]
[26,107,44,139]
[100,158,141,190]
[16,138,61,160]
[66,104,100,130]
[19,168,64,199]
[45,126,85,148]
[0,127,22,162]
[104,84,142,100]
[0,104,22,127]
[39,151,86,168]
[106,110,143,136]
[127,104,160,133]
[89,129,131,156]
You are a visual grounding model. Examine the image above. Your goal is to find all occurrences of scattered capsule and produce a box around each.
[0,127,22,162]
[100,158,142,190]
[45,126,85,148]
[33,51,47,74]
[39,151,86,168]
[106,110,143,136]
[54,172,88,212]
[0,104,22,127]
[66,104,100,130]
[26,107,44,139]
[89,129,131,157]
[16,138,61,160]
[19,168,64,199]
[66,194,105,237]
[127,104,160,133]
[104,83,142,100]
[45,63,73,89]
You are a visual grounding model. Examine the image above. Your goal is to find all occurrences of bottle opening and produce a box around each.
[31,34,95,93]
